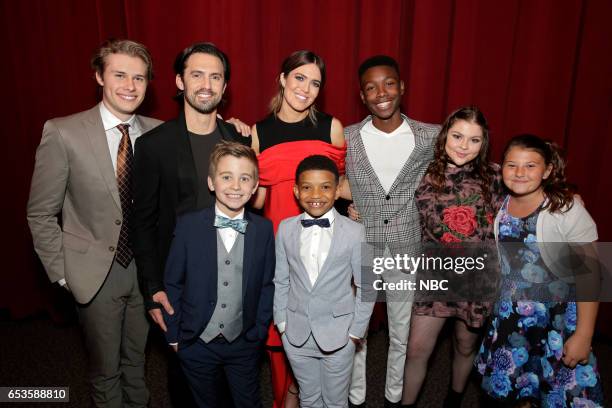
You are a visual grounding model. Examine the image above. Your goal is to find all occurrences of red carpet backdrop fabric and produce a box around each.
[2,0,611,333]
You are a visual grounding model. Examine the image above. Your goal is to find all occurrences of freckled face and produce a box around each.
[444,119,484,166]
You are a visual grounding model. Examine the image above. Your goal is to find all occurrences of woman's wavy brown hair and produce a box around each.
[428,106,495,210]
[502,134,575,213]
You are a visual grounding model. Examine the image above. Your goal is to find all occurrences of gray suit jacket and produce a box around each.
[27,104,162,304]
[273,209,375,352]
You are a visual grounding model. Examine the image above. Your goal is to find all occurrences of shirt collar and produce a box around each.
[364,118,411,136]
[215,205,245,220]
[302,208,335,225]
[99,101,137,132]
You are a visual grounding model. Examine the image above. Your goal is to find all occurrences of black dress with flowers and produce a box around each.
[413,163,503,327]
[475,198,604,407]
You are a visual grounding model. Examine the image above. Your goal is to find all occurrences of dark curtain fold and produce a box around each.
[2,0,611,334]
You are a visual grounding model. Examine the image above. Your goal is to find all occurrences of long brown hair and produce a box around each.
[502,134,575,213]
[428,106,495,208]
[269,50,326,126]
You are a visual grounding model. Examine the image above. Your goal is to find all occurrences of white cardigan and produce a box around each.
[494,197,598,281]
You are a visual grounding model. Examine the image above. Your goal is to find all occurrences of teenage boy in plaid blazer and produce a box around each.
[341,55,440,408]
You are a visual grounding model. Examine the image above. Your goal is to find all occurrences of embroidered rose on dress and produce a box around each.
[440,231,462,243]
[442,205,478,237]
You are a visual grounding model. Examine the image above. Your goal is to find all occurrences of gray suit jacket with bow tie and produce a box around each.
[273,209,375,352]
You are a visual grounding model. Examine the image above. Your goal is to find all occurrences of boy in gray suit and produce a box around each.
[274,155,375,408]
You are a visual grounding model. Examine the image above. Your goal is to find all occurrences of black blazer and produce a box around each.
[132,111,251,303]
[163,207,275,346]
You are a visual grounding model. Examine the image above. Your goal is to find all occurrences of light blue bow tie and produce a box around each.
[214,215,248,233]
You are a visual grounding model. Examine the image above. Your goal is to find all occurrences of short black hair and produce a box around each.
[358,55,400,81]
[295,155,339,183]
[173,42,230,81]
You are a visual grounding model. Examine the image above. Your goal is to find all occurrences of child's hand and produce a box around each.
[351,336,365,352]
[562,332,591,368]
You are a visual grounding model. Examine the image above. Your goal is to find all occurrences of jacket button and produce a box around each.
[115,219,122,225]
[385,195,391,200]
[383,219,389,224]
[221,303,226,308]
[219,324,224,329]
[109,246,115,252]
[223,281,228,286]
[225,260,231,265]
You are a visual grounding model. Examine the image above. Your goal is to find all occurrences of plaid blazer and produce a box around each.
[345,114,440,248]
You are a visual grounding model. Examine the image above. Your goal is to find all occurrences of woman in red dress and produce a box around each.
[251,50,345,408]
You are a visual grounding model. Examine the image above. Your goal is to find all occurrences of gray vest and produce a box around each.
[200,231,244,343]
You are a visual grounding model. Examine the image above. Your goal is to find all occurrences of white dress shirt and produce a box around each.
[215,206,244,252]
[361,120,415,192]
[300,209,335,287]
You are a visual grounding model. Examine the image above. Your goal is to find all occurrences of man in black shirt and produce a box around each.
[132,42,250,407]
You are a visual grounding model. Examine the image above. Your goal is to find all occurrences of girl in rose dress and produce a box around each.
[401,106,504,408]
[476,134,603,407]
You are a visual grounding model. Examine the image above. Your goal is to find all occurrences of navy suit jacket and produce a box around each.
[132,111,251,304]
[163,207,275,347]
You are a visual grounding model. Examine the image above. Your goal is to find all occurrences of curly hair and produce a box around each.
[427,106,496,211]
[502,134,575,213]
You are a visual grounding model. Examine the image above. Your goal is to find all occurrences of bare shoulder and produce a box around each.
[330,117,345,147]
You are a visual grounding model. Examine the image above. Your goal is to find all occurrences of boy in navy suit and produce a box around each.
[274,155,375,407]
[163,141,274,408]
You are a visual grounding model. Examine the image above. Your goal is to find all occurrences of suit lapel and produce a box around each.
[312,210,342,291]
[242,212,256,298]
[217,119,232,141]
[201,209,219,301]
[176,110,199,211]
[352,117,387,196]
[85,105,122,211]
[387,114,429,193]
[289,215,313,291]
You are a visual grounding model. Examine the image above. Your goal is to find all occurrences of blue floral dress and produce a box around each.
[476,198,604,407]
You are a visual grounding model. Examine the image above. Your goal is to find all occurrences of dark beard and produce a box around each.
[184,93,221,114]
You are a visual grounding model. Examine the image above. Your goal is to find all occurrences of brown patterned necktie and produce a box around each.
[116,123,133,268]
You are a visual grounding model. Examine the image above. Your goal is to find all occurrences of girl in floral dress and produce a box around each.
[401,106,504,407]
[476,134,603,407]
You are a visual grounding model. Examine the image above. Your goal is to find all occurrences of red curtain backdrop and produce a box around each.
[2,0,611,325]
